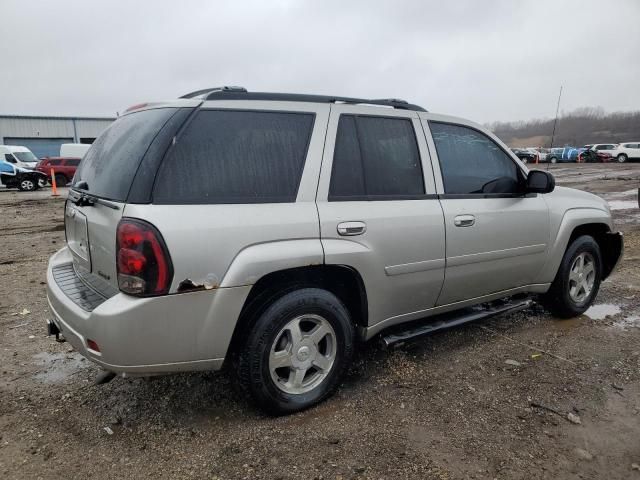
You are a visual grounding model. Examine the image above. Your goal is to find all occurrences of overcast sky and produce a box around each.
[1,0,639,124]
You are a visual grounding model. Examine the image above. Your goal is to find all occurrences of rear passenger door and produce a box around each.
[422,116,550,305]
[316,105,446,329]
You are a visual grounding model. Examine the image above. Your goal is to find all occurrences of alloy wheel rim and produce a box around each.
[21,180,34,190]
[568,252,595,304]
[269,314,337,395]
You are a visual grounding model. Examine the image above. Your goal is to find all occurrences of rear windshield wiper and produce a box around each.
[69,183,120,210]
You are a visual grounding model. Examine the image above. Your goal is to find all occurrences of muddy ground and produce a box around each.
[1,163,639,480]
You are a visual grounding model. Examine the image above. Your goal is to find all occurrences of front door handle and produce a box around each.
[337,221,367,236]
[454,215,475,227]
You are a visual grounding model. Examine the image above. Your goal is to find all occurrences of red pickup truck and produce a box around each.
[36,157,81,187]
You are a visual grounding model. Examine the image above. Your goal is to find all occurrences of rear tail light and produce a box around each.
[116,218,173,296]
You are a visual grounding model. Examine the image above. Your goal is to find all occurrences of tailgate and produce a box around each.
[65,196,124,293]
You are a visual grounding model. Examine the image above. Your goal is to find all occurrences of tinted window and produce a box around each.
[329,115,424,200]
[74,108,176,201]
[49,159,63,166]
[154,110,314,204]
[65,158,81,166]
[5,154,16,163]
[430,122,521,195]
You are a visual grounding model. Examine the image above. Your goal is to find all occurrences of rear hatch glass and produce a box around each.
[67,107,177,292]
[74,108,177,201]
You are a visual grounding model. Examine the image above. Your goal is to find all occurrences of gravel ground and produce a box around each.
[1,163,639,479]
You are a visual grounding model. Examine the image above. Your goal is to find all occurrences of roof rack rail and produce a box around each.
[179,87,427,112]
[179,86,248,99]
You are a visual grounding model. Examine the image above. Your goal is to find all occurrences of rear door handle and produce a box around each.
[337,221,367,236]
[454,215,475,227]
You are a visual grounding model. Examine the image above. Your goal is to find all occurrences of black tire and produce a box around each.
[55,174,68,187]
[18,177,36,191]
[236,288,355,415]
[617,154,627,163]
[541,235,602,318]
[550,157,558,164]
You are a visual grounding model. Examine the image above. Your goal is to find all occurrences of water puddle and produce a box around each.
[583,304,622,321]
[607,200,637,211]
[615,315,640,330]
[33,351,90,384]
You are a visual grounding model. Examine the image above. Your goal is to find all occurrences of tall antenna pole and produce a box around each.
[549,86,563,149]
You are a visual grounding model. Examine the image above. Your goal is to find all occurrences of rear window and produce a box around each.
[46,159,63,166]
[329,115,425,200]
[65,158,81,166]
[153,110,314,204]
[74,108,176,201]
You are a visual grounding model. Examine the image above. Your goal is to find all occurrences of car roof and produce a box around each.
[3,145,31,152]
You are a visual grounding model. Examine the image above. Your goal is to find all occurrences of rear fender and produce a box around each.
[219,239,324,288]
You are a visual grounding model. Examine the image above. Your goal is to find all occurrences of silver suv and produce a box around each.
[46,87,623,414]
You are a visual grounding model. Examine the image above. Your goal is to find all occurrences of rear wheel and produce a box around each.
[55,174,68,187]
[541,235,602,318]
[236,288,355,415]
[550,157,558,164]
[18,178,36,191]
[617,154,627,163]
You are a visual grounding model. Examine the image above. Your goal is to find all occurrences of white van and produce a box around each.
[0,145,40,169]
[59,143,90,158]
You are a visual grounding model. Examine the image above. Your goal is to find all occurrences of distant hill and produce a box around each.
[488,107,640,148]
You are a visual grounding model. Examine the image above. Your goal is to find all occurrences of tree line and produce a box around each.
[487,107,640,147]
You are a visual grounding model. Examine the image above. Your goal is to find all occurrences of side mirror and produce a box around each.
[526,170,555,194]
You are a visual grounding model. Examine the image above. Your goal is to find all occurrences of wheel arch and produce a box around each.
[225,264,368,363]
[538,211,622,284]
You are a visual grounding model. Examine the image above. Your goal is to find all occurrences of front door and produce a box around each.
[316,105,446,328]
[422,117,550,306]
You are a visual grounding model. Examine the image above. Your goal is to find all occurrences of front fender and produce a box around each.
[535,207,615,284]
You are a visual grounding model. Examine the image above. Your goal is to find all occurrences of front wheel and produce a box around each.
[541,235,602,318]
[236,288,355,415]
[18,178,36,191]
[617,154,627,163]
[550,157,558,164]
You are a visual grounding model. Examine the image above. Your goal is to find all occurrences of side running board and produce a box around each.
[380,298,534,348]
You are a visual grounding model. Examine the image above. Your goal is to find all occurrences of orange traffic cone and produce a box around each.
[51,168,59,197]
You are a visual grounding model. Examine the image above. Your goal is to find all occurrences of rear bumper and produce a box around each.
[46,247,251,375]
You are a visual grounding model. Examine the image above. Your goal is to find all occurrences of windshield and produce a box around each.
[73,108,176,201]
[14,151,38,163]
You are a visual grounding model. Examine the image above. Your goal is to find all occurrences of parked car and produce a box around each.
[60,143,91,158]
[0,158,47,191]
[0,145,40,170]
[511,148,537,163]
[526,147,548,162]
[46,87,623,414]
[589,144,618,157]
[547,147,584,163]
[578,150,612,163]
[612,142,640,163]
[36,157,81,187]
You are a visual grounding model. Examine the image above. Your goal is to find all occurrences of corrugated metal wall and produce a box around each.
[0,115,114,158]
